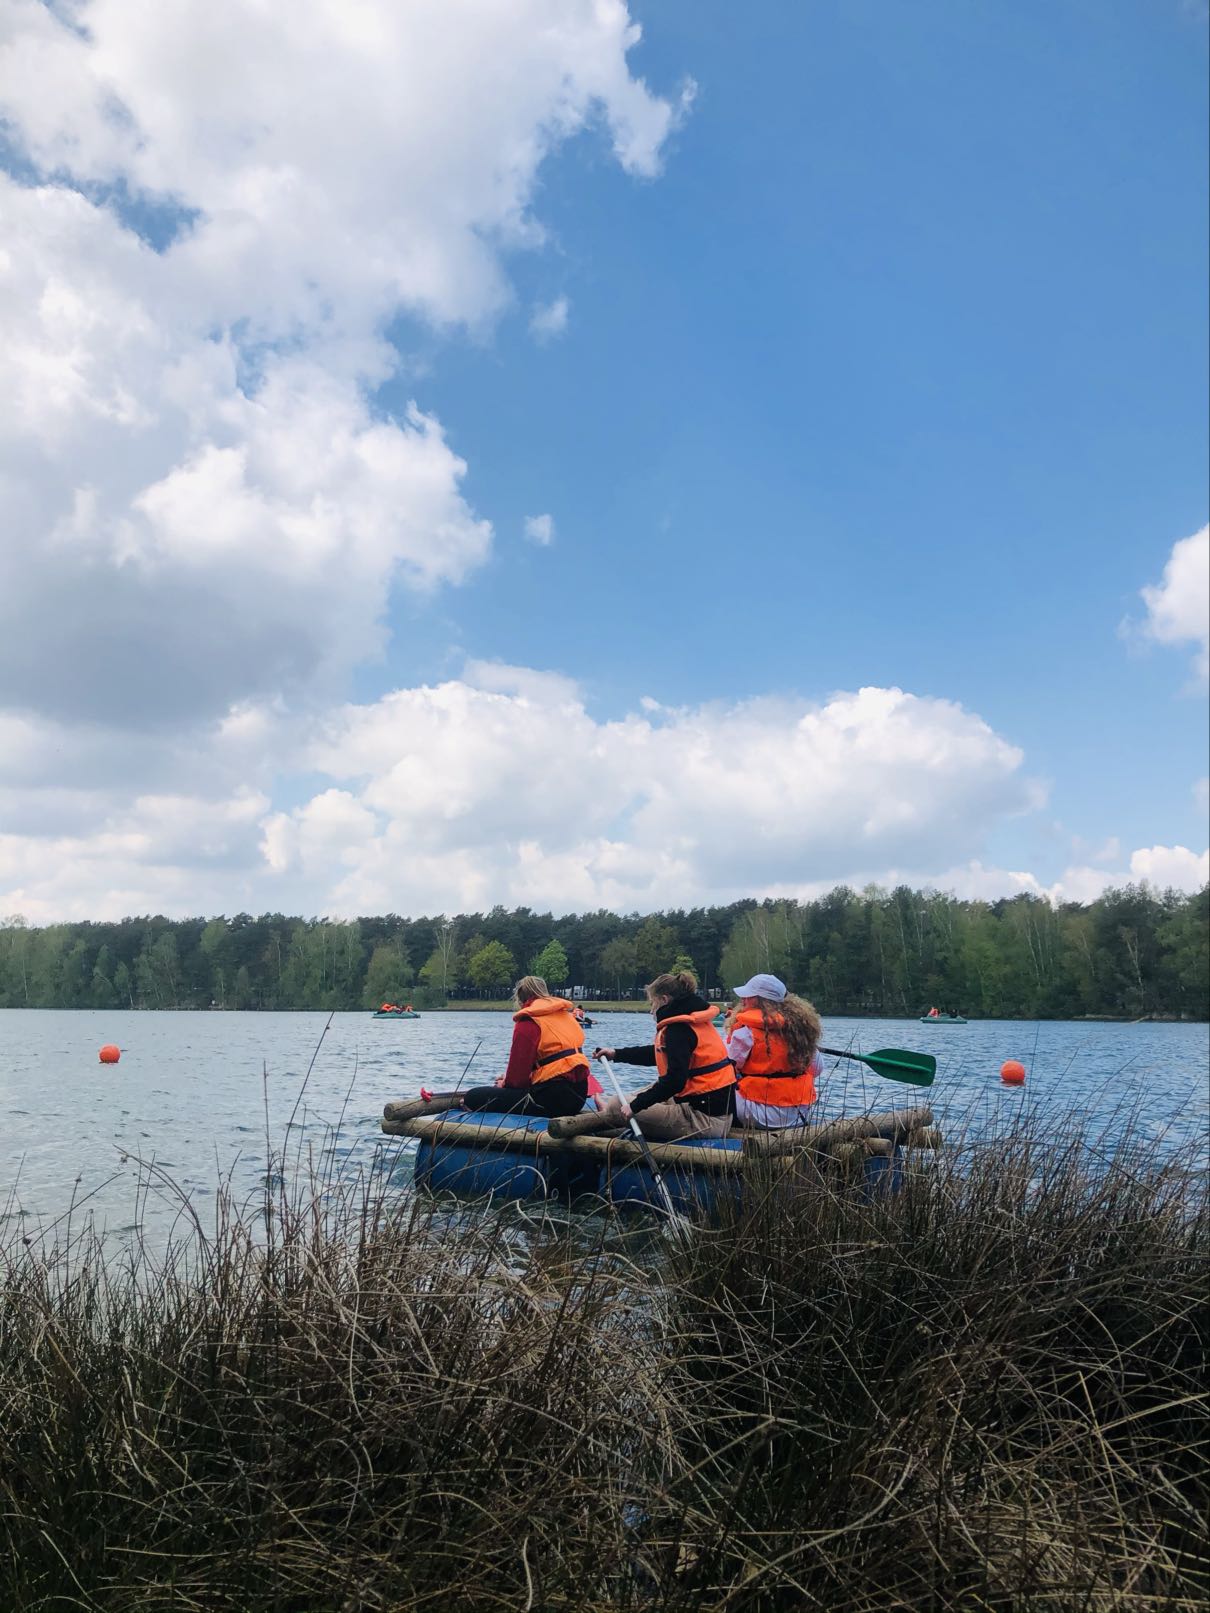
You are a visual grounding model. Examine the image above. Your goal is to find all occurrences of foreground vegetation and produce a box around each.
[1,1120,1205,1611]
[3,878,1207,1018]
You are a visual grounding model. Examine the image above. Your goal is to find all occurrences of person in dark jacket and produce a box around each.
[554,970,735,1141]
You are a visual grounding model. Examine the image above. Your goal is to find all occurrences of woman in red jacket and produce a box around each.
[461,975,590,1118]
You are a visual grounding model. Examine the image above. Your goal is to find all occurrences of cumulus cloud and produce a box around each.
[5,666,1204,921]
[1043,846,1209,905]
[529,296,570,341]
[0,0,682,725]
[1137,524,1210,685]
[1126,844,1209,890]
[523,513,556,545]
[254,677,1039,914]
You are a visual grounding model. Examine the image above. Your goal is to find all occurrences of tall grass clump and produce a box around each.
[0,1118,1205,1612]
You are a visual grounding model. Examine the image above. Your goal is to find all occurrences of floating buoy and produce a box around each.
[99,1044,121,1064]
[1000,1059,1026,1086]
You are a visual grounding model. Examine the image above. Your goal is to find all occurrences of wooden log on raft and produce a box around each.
[905,1125,943,1150]
[382,1092,462,1122]
[381,1114,750,1173]
[739,1107,932,1154]
[379,1105,934,1174]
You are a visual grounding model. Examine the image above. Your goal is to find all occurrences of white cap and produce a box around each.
[732,973,787,1001]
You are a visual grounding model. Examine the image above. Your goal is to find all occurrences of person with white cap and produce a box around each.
[727,973,823,1129]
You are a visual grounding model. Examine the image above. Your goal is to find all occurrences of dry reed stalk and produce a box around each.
[0,1110,1203,1612]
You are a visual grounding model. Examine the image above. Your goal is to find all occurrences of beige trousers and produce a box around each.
[594,1096,732,1142]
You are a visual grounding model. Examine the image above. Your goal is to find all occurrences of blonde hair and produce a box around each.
[512,975,549,1008]
[644,969,698,1006]
[747,992,822,1070]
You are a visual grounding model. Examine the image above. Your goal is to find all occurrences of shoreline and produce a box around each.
[2,1003,1205,1022]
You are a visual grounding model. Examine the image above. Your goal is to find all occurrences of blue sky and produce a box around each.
[0,0,1206,919]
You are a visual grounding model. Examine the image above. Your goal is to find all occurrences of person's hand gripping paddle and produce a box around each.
[597,1055,691,1236]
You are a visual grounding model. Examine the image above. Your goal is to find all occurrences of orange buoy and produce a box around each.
[99,1044,121,1064]
[1000,1059,1026,1086]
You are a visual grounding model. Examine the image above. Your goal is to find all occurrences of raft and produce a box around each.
[374,1009,421,1019]
[920,1014,966,1025]
[381,1095,938,1217]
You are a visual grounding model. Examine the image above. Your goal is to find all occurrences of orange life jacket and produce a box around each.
[732,1007,817,1108]
[515,996,589,1085]
[654,1007,736,1100]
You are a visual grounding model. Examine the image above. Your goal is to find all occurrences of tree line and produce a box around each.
[0,881,1205,1019]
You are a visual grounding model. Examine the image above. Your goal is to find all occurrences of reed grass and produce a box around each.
[0,1117,1205,1612]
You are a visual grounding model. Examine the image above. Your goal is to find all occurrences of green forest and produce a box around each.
[1,882,1206,1019]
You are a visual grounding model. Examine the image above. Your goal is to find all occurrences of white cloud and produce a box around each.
[4,668,1204,921]
[0,787,271,922]
[1042,845,1209,905]
[1138,524,1210,685]
[529,296,570,341]
[254,677,1040,914]
[0,1,682,725]
[1127,844,1209,890]
[523,512,556,545]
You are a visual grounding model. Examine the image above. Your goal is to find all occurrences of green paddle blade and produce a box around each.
[821,1045,937,1087]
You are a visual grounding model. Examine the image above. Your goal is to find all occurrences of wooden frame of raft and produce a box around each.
[381,1099,938,1175]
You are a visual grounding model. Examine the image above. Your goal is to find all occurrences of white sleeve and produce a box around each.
[727,1024,754,1070]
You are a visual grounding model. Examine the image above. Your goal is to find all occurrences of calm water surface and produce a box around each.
[2,1009,1206,1238]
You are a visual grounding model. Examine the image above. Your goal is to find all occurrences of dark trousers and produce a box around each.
[462,1077,588,1118]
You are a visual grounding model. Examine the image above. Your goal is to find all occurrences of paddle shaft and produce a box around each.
[598,1057,682,1223]
[820,1045,936,1087]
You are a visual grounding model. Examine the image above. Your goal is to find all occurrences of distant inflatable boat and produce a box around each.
[920,1014,967,1025]
[374,1008,421,1019]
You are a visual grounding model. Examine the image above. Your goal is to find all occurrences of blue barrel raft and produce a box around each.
[381,1097,938,1215]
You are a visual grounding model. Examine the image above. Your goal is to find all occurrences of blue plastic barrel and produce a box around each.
[860,1148,904,1197]
[416,1111,550,1200]
[607,1135,745,1217]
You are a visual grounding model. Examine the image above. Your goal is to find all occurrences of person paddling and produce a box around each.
[726,972,822,1129]
[461,975,590,1118]
[573,969,735,1141]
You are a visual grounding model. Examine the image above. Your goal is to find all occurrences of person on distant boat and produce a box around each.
[927,1006,940,1018]
[726,973,822,1129]
[586,969,735,1141]
[461,975,590,1117]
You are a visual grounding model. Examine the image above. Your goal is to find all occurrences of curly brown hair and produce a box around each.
[747,992,821,1071]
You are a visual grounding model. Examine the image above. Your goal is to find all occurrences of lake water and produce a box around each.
[2,1009,1206,1241]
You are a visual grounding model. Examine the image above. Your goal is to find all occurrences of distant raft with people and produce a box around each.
[920,1012,967,1025]
[374,1003,422,1018]
[380,1093,940,1217]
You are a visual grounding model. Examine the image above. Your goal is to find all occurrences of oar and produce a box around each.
[598,1056,692,1234]
[820,1045,936,1088]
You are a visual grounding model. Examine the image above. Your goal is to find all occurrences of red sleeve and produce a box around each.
[501,1017,541,1088]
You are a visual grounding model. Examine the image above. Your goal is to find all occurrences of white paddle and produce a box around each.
[598,1056,691,1234]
